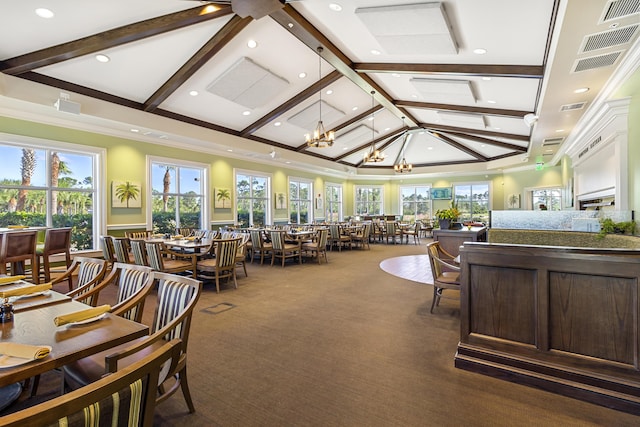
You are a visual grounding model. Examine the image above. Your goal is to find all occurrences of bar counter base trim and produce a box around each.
[455,343,640,416]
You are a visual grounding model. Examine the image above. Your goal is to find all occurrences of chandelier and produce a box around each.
[364,90,385,163]
[394,127,412,173]
[305,47,334,148]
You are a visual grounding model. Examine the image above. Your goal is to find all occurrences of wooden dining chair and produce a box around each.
[270,230,302,267]
[196,237,241,293]
[0,230,39,283]
[53,256,108,305]
[145,241,197,278]
[100,235,117,270]
[35,227,72,284]
[112,237,134,264]
[63,272,202,414]
[129,239,149,267]
[302,228,329,264]
[2,339,182,427]
[328,224,351,251]
[426,241,461,313]
[125,230,153,239]
[248,229,272,265]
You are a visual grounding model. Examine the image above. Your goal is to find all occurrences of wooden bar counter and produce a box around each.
[432,226,487,257]
[455,242,640,414]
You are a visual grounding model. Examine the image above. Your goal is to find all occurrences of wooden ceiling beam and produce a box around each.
[270,5,420,127]
[443,131,528,152]
[0,6,233,75]
[428,132,488,162]
[395,100,530,118]
[418,122,530,142]
[144,15,252,112]
[353,63,544,79]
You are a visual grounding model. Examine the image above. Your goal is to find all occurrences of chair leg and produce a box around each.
[179,367,196,414]
[430,286,441,313]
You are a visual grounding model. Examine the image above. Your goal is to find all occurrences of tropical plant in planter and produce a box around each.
[435,203,461,229]
[597,218,636,239]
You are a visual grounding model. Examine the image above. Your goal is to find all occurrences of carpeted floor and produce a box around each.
[6,240,639,426]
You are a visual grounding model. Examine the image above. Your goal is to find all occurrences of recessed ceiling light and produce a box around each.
[325,89,333,95]
[95,54,110,63]
[286,161,291,164]
[392,73,401,78]
[298,72,306,79]
[352,106,358,111]
[227,149,233,152]
[487,100,496,104]
[482,77,491,81]
[242,111,251,116]
[556,129,564,133]
[494,127,501,130]
[368,116,374,121]
[371,49,381,55]
[130,129,139,133]
[609,22,620,29]
[574,87,589,94]
[189,90,199,96]
[35,8,54,18]
[385,127,390,131]
[411,94,418,99]
[473,48,487,55]
[481,144,486,147]
[274,122,281,127]
[247,39,257,49]
[343,147,348,150]
[329,3,342,12]
[427,146,433,150]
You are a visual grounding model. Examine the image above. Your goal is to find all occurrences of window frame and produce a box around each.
[0,133,105,252]
[234,169,272,227]
[288,176,313,224]
[324,182,343,222]
[453,181,491,223]
[399,184,432,222]
[147,156,209,231]
[354,185,384,216]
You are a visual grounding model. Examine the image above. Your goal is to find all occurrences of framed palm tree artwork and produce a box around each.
[214,187,232,209]
[112,180,142,208]
[275,192,286,210]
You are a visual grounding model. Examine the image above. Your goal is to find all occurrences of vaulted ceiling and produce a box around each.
[1,0,638,176]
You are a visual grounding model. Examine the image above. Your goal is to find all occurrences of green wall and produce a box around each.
[1,115,572,226]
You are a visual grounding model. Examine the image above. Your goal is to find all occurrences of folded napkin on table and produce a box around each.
[172,234,183,239]
[185,236,195,241]
[54,304,111,326]
[0,275,26,285]
[0,342,50,359]
[153,233,164,238]
[0,283,52,299]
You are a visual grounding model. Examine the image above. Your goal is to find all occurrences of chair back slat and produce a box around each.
[130,240,148,266]
[270,230,285,250]
[113,238,130,264]
[101,236,116,263]
[115,264,153,321]
[145,242,165,271]
[216,238,240,268]
[153,274,201,345]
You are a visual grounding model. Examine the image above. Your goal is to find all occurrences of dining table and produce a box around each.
[145,237,214,254]
[0,297,148,388]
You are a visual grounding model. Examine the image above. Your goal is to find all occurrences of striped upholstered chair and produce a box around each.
[129,239,149,267]
[270,230,302,267]
[100,235,117,270]
[145,242,197,278]
[2,339,181,427]
[112,237,134,264]
[196,237,241,293]
[63,272,202,414]
[52,256,108,305]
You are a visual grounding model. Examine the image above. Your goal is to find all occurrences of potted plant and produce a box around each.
[435,203,460,230]
[597,218,636,239]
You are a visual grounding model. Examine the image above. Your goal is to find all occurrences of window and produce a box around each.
[355,186,383,216]
[149,157,208,234]
[400,185,431,222]
[531,188,561,210]
[454,183,490,223]
[0,137,102,251]
[236,171,270,227]
[325,183,342,222]
[289,178,312,224]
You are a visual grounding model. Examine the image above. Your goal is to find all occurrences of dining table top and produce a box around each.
[0,297,149,388]
[0,278,72,312]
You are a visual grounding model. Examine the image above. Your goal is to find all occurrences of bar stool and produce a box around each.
[0,230,39,283]
[35,227,72,285]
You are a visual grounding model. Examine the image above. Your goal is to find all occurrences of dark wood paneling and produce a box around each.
[549,272,636,365]
[457,242,640,415]
[470,265,537,345]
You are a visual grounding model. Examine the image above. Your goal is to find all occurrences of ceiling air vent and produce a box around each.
[542,137,564,146]
[560,102,586,112]
[572,51,621,72]
[580,24,639,53]
[600,0,640,22]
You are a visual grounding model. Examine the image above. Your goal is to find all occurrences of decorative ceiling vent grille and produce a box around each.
[572,51,621,72]
[206,57,289,109]
[580,25,638,53]
[287,100,345,131]
[335,124,376,147]
[560,102,586,111]
[542,137,564,146]
[601,0,640,22]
